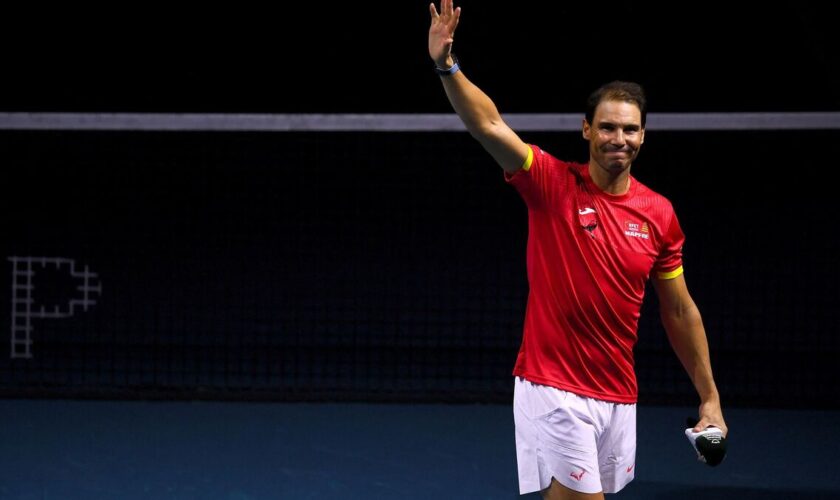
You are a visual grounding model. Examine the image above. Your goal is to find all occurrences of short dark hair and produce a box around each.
[585,81,647,128]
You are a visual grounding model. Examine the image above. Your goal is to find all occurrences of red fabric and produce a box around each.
[506,145,684,403]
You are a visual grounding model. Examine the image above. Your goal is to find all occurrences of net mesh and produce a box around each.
[1,129,837,407]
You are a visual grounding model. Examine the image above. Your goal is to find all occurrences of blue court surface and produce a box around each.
[1,400,837,499]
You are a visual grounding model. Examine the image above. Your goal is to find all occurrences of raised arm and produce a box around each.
[428,0,530,174]
[652,274,728,436]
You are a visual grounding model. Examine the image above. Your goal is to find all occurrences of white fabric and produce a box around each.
[513,377,636,495]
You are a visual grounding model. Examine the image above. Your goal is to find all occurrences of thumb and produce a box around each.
[686,416,710,433]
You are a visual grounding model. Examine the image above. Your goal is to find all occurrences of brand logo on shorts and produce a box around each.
[626,464,635,473]
[570,470,587,481]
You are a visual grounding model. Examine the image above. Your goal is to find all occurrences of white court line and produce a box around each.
[0,112,839,131]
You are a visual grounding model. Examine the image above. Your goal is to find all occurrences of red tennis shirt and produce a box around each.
[506,145,685,403]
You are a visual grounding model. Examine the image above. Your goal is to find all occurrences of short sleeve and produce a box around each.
[504,145,571,211]
[653,211,685,279]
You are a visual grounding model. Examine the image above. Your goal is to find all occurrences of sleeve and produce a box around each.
[503,144,563,211]
[653,210,686,279]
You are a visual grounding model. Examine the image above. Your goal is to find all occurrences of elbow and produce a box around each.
[661,302,703,332]
[469,119,505,142]
[660,293,696,320]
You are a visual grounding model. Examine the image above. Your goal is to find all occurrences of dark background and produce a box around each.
[1,2,838,408]
[2,3,839,113]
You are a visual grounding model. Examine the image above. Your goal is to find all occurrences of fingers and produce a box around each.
[438,0,456,19]
[696,401,727,436]
[430,1,460,36]
[693,418,728,437]
[450,6,461,31]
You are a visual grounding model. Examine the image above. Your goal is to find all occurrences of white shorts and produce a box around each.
[513,377,636,495]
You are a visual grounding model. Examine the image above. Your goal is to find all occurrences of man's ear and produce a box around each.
[582,119,590,140]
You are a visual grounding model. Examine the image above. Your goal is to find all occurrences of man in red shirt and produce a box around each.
[429,1,727,498]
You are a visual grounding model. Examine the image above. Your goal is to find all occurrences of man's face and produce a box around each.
[583,100,645,174]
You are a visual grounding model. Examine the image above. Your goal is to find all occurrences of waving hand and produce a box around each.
[428,0,461,67]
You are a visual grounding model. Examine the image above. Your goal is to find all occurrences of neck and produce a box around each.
[588,162,631,195]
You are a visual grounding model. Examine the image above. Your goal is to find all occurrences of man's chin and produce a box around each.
[607,161,630,172]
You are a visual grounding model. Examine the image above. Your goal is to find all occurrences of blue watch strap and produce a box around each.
[434,55,460,76]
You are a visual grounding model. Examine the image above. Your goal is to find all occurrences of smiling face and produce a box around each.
[583,100,645,176]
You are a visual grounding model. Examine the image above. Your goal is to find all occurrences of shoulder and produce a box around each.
[630,177,678,223]
[528,145,580,175]
[632,177,675,209]
[508,146,582,204]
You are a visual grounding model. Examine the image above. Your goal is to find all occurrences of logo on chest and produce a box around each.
[624,221,650,239]
[577,207,598,234]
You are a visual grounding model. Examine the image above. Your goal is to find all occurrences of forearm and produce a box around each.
[653,275,726,433]
[438,66,527,173]
[439,64,504,138]
[661,303,719,403]
[428,2,527,173]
